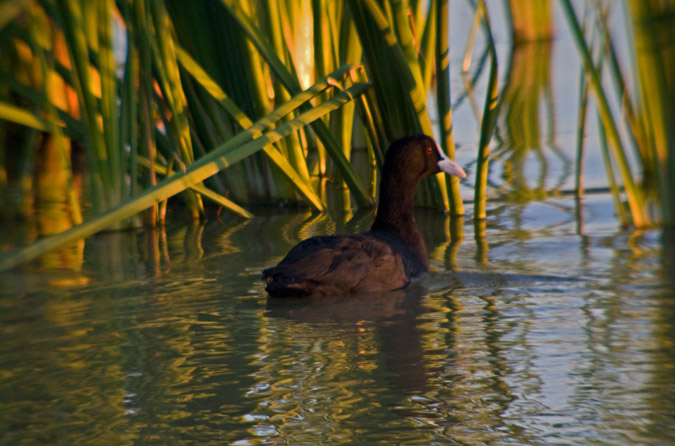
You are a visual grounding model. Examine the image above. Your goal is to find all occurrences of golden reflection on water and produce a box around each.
[1,204,674,444]
[33,135,85,276]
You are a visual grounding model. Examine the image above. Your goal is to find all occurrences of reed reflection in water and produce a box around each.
[1,201,674,445]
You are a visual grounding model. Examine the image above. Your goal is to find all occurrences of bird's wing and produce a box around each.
[263,235,409,296]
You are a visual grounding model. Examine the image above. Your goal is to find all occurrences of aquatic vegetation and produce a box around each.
[0,0,673,270]
[562,0,675,227]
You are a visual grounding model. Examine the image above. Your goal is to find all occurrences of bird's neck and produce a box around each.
[371,174,429,269]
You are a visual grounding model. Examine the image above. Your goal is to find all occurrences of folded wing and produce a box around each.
[263,234,410,297]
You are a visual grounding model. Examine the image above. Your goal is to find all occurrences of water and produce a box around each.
[1,197,674,445]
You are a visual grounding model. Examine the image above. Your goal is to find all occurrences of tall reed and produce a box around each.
[472,0,500,222]
[436,0,464,217]
[626,0,675,225]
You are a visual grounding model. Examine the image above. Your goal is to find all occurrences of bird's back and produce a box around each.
[262,232,426,297]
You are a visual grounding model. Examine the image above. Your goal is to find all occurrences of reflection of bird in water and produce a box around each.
[265,285,431,394]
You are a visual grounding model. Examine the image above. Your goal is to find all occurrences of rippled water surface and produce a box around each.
[2,196,674,445]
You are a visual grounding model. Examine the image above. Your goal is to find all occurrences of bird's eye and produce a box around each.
[425,146,433,155]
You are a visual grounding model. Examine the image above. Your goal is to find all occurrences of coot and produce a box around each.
[263,134,466,297]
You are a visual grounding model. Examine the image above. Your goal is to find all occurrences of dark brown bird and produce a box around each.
[263,134,466,297]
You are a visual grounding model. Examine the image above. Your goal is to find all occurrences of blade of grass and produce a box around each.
[27,8,83,225]
[473,0,500,221]
[626,0,675,224]
[436,0,464,216]
[96,0,122,205]
[462,3,481,72]
[390,0,427,98]
[595,9,646,164]
[598,116,629,226]
[574,2,595,201]
[0,101,49,131]
[574,65,589,198]
[53,0,111,211]
[121,30,139,197]
[419,0,438,91]
[129,0,159,224]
